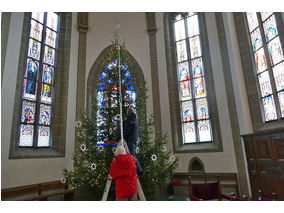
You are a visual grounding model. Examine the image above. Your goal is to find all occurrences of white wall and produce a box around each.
[86,12,153,117]
[1,13,78,189]
[155,12,238,173]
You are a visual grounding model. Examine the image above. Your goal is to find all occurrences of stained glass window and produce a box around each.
[97,58,136,146]
[174,13,212,143]
[18,12,60,147]
[246,12,284,120]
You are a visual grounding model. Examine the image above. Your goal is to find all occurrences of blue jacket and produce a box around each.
[123,113,138,144]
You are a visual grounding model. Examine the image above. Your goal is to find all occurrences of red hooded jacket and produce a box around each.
[109,152,137,199]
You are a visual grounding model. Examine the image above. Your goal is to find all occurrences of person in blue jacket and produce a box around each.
[123,107,143,174]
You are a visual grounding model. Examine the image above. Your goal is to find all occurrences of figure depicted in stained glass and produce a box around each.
[44,46,55,65]
[179,62,189,81]
[268,37,284,66]
[28,39,40,60]
[40,110,50,125]
[180,81,191,100]
[190,36,201,58]
[255,48,267,73]
[263,15,278,41]
[25,79,36,97]
[42,84,51,98]
[194,78,205,98]
[251,28,262,52]
[192,58,203,78]
[43,65,53,84]
[23,104,35,123]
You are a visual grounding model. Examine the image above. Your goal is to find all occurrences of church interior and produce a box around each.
[1,10,284,204]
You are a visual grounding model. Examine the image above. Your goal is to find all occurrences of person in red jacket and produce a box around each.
[109,145,138,201]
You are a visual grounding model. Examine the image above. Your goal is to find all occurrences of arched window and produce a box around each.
[245,12,284,122]
[96,58,136,146]
[173,12,212,144]
[18,12,60,147]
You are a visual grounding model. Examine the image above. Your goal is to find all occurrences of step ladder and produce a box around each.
[101,140,146,201]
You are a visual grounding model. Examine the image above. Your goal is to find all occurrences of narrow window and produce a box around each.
[173,12,213,144]
[246,12,284,121]
[19,12,60,147]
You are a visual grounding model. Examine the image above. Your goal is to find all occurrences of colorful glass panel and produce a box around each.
[124,70,133,79]
[47,13,58,31]
[28,39,41,60]
[39,104,51,125]
[187,14,199,37]
[278,91,284,118]
[174,19,186,41]
[31,12,44,23]
[189,36,201,58]
[23,79,37,100]
[194,77,206,98]
[250,27,263,52]
[192,58,204,78]
[196,98,209,120]
[25,58,39,80]
[254,48,267,73]
[30,19,43,41]
[37,126,50,147]
[97,91,104,107]
[263,15,278,42]
[45,28,57,48]
[182,101,194,122]
[268,37,284,66]
[183,122,196,143]
[43,46,55,66]
[21,101,36,124]
[43,64,54,85]
[198,120,212,142]
[262,95,277,121]
[176,40,187,62]
[273,62,284,91]
[246,12,259,33]
[19,124,34,147]
[260,12,273,21]
[180,80,192,101]
[178,62,189,81]
[258,71,273,97]
[41,84,52,104]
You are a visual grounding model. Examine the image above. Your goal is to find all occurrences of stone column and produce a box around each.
[146,12,162,139]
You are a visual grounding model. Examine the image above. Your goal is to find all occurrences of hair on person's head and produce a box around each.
[114,145,126,156]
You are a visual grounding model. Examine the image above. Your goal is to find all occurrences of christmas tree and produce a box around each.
[63,28,178,201]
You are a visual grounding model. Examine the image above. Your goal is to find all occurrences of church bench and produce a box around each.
[1,180,74,201]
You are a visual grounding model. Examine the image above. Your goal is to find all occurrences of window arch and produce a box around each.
[245,12,284,122]
[173,12,212,144]
[164,12,223,153]
[18,12,60,147]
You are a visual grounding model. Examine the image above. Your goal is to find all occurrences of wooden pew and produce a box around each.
[1,180,74,201]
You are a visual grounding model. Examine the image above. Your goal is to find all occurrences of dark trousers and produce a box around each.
[127,142,142,174]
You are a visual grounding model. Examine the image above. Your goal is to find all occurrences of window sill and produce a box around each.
[9,147,64,159]
[174,141,223,153]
